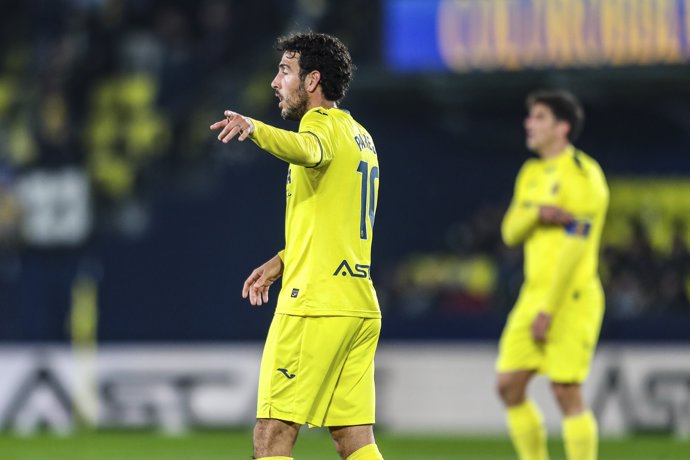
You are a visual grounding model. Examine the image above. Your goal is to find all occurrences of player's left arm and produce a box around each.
[532,165,595,341]
[532,233,588,340]
[242,251,285,307]
[532,237,587,342]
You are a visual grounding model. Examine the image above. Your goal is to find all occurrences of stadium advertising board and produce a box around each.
[0,345,689,436]
[386,0,690,71]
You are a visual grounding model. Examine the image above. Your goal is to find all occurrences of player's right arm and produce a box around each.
[501,162,540,246]
[502,162,574,246]
[249,115,336,167]
[210,109,334,167]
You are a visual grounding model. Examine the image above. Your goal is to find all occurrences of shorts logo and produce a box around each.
[291,288,299,298]
[333,260,370,278]
[277,368,296,379]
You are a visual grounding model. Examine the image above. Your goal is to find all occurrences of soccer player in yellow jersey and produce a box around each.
[496,90,609,460]
[210,33,383,460]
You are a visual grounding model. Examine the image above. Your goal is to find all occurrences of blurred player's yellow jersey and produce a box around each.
[249,107,380,318]
[501,146,609,312]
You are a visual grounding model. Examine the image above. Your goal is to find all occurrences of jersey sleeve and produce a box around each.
[541,229,588,314]
[501,162,539,247]
[248,109,334,168]
[542,159,600,315]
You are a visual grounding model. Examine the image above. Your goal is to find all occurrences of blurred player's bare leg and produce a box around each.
[498,371,548,460]
[329,425,382,460]
[552,383,598,460]
[253,418,300,459]
[551,382,584,416]
[497,370,534,406]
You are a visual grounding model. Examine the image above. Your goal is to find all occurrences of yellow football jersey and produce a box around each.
[502,145,609,314]
[249,107,380,318]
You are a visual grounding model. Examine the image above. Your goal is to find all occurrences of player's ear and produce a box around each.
[557,120,571,140]
[305,70,321,93]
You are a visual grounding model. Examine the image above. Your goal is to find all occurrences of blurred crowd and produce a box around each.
[0,0,379,246]
[383,190,690,318]
[0,0,687,342]
[0,0,380,340]
[603,217,690,316]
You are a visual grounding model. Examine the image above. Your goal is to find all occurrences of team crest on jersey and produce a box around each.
[333,260,370,278]
[551,182,560,195]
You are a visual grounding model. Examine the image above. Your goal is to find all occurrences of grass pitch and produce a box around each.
[0,431,687,459]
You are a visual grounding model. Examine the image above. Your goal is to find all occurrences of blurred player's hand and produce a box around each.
[242,253,284,306]
[538,205,574,225]
[210,110,255,143]
[531,311,552,343]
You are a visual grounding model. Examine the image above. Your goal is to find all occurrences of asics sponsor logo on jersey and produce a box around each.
[333,259,370,278]
[354,133,377,154]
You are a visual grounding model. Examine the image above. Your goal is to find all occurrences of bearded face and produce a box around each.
[272,52,310,121]
[278,81,309,121]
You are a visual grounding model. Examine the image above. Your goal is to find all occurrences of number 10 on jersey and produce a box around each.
[357,160,379,240]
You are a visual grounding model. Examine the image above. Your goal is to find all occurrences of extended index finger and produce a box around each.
[210,119,229,131]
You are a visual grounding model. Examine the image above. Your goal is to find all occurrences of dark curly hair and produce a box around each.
[276,32,354,102]
[526,90,585,143]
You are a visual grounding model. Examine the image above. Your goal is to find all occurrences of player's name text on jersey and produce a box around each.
[354,134,376,154]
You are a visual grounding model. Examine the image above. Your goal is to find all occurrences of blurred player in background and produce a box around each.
[210,33,383,460]
[496,90,609,460]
